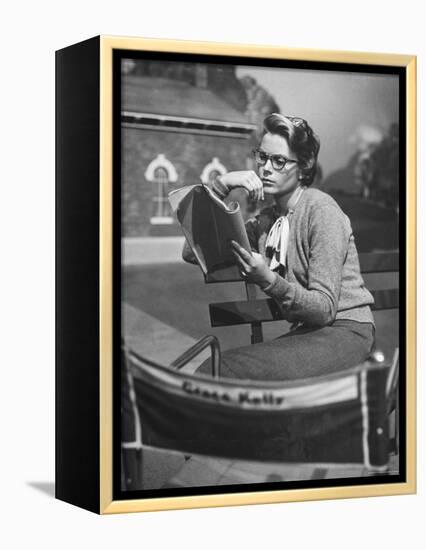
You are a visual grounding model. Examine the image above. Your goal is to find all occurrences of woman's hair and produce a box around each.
[263,113,320,186]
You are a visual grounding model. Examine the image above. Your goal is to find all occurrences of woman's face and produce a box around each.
[257,132,301,198]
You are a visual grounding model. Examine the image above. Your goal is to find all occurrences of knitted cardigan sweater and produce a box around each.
[212,182,375,328]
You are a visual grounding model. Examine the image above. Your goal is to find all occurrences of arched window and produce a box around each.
[152,166,172,222]
[145,154,178,225]
[208,169,221,185]
[200,157,227,185]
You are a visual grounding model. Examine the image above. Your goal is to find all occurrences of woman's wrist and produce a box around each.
[258,270,278,290]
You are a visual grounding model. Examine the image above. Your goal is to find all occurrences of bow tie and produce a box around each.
[265,215,290,271]
[265,187,305,272]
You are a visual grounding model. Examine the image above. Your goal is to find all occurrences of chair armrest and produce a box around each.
[170,335,222,378]
[386,348,399,416]
[369,347,399,414]
[386,347,399,397]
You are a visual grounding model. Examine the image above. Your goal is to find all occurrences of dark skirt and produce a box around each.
[197,319,375,381]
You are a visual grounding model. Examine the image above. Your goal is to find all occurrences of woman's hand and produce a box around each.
[219,171,264,202]
[230,241,276,289]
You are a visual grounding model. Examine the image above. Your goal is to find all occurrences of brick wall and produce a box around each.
[122,126,252,237]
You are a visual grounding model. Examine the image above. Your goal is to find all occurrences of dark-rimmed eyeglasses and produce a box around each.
[252,149,298,171]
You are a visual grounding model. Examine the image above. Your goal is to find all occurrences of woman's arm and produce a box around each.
[212,172,264,202]
[263,204,351,326]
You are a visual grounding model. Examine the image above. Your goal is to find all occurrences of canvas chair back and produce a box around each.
[124,348,390,470]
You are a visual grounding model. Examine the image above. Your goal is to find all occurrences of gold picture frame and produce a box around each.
[56,35,416,514]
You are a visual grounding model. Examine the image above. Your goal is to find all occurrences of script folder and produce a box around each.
[169,184,251,281]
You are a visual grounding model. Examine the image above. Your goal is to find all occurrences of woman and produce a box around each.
[185,113,375,381]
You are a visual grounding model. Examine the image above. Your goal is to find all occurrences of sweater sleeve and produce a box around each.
[210,175,231,199]
[263,203,351,327]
